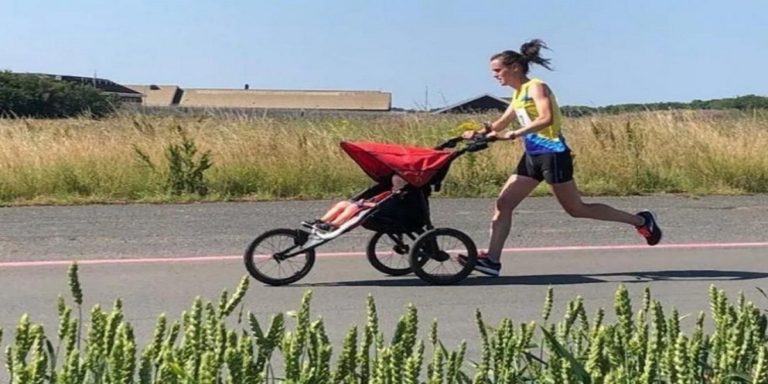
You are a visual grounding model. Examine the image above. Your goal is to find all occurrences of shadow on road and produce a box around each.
[296,269,768,287]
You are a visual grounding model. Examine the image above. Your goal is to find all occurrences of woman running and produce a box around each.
[461,39,662,276]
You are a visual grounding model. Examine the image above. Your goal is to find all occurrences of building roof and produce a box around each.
[124,84,182,106]
[178,89,391,111]
[28,73,142,97]
[432,94,509,114]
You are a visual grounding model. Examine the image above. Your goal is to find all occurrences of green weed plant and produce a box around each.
[2,263,768,383]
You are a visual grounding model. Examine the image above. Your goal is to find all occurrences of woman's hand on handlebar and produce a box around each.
[461,130,478,140]
[460,129,501,141]
[497,130,519,141]
[461,121,493,140]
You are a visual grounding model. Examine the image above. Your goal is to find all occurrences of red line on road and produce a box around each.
[1,242,767,269]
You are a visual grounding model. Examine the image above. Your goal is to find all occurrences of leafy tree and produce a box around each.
[0,71,117,118]
[561,94,768,117]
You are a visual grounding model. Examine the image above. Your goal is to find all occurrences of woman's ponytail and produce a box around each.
[519,39,553,72]
[491,39,553,74]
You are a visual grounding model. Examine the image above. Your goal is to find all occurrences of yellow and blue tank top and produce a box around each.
[511,78,568,154]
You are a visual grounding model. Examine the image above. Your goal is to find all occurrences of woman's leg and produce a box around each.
[486,174,541,262]
[550,180,644,226]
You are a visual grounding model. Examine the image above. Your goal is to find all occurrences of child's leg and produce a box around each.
[329,203,363,227]
[321,201,352,223]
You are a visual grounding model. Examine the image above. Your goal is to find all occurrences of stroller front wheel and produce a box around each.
[366,231,419,276]
[244,228,316,286]
[409,228,477,285]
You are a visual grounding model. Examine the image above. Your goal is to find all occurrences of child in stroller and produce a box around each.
[244,137,494,286]
[303,174,409,232]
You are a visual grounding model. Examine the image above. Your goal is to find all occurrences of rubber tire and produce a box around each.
[409,228,477,285]
[366,231,415,276]
[244,228,315,286]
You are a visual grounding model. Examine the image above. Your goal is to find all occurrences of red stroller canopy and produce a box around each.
[340,141,455,188]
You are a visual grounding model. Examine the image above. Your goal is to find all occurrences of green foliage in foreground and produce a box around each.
[3,263,768,383]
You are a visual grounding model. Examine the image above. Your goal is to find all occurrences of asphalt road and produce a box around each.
[2,195,768,368]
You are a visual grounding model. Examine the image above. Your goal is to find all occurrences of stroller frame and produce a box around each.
[244,134,495,285]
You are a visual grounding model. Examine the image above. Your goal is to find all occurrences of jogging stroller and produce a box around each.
[243,134,495,285]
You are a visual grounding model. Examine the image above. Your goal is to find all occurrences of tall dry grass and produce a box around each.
[0,110,766,204]
[568,110,768,195]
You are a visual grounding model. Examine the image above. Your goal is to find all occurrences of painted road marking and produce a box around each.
[2,241,768,269]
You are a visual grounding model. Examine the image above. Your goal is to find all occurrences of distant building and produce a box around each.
[124,85,392,112]
[124,84,183,106]
[29,73,143,103]
[432,94,509,114]
[179,89,391,111]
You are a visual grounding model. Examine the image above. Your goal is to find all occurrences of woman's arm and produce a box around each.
[486,102,518,133]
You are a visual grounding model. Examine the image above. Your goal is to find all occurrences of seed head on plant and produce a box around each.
[542,286,554,323]
[752,345,768,384]
[198,352,217,384]
[15,313,33,359]
[585,326,605,378]
[403,341,424,384]
[221,276,249,318]
[332,326,357,383]
[614,285,633,343]
[642,286,651,313]
[473,309,490,383]
[67,263,83,306]
[28,326,48,384]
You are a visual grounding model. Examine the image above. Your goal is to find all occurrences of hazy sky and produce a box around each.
[2,0,766,108]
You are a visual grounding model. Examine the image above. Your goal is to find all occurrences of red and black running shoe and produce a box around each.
[636,210,662,246]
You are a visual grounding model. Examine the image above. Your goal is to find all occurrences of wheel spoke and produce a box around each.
[368,232,413,276]
[410,228,476,285]
[244,229,315,285]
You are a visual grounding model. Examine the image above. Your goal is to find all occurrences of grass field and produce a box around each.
[0,110,766,205]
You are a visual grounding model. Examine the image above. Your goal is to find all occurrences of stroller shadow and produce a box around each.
[298,270,768,287]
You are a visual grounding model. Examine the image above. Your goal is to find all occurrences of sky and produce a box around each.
[2,0,766,109]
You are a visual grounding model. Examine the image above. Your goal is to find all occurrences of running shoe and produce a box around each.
[301,219,323,229]
[458,252,501,277]
[314,222,334,232]
[636,210,662,246]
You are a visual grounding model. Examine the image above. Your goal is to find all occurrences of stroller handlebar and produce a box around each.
[434,133,497,152]
[434,136,463,150]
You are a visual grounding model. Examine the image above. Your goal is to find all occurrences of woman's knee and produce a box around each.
[493,200,517,222]
[333,201,350,210]
[495,195,520,213]
[562,203,588,218]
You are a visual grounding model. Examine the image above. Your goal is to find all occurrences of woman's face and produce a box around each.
[490,58,518,86]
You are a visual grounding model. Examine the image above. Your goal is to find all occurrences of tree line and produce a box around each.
[561,94,768,117]
[0,71,117,118]
[2,70,767,118]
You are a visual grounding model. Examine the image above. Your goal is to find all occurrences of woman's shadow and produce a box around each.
[297,269,768,287]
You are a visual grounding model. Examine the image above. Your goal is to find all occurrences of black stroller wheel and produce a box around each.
[244,228,315,286]
[366,231,419,276]
[409,228,477,285]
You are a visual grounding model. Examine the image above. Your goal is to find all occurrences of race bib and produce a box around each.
[515,108,532,127]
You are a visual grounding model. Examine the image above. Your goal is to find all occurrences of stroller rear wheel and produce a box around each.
[244,228,315,286]
[366,231,421,276]
[409,228,477,285]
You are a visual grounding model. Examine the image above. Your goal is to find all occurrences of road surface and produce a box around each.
[1,195,767,367]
